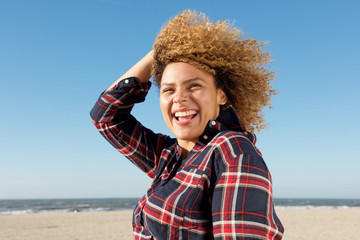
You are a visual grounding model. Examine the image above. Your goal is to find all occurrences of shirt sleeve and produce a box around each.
[211,137,284,239]
[90,77,173,179]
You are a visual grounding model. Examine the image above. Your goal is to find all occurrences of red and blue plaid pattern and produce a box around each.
[90,77,284,239]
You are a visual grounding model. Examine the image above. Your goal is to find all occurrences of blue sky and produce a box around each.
[1,0,359,199]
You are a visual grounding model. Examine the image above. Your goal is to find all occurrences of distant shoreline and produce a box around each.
[1,198,360,216]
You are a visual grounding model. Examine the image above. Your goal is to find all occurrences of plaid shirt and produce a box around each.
[90,77,284,239]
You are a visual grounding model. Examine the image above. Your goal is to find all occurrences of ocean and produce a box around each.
[1,198,359,215]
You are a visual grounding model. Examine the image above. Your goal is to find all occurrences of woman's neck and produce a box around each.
[177,139,197,159]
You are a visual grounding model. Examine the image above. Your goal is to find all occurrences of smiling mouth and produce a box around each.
[174,110,198,122]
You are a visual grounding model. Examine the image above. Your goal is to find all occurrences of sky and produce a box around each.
[1,0,359,199]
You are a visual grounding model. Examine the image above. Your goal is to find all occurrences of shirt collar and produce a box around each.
[196,105,257,147]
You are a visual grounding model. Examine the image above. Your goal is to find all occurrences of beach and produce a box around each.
[277,208,360,239]
[1,209,359,240]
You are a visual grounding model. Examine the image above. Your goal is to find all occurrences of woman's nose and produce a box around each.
[173,89,187,103]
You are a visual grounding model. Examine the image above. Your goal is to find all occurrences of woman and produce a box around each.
[91,10,284,239]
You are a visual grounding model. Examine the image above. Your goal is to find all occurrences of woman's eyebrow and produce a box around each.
[160,82,174,87]
[184,78,205,84]
[160,78,204,87]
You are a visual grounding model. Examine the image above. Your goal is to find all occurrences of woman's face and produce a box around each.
[159,62,227,150]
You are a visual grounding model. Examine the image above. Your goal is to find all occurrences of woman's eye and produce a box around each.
[162,88,174,93]
[190,84,201,89]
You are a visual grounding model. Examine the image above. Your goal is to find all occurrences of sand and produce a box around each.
[0,209,359,240]
[276,208,360,239]
[0,211,133,240]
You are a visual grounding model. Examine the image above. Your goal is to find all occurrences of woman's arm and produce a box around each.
[90,50,174,179]
[106,50,154,91]
[211,140,284,239]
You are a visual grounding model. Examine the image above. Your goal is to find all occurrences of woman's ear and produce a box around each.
[217,89,227,105]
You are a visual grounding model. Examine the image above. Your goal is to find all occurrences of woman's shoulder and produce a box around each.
[209,130,264,166]
[212,131,257,150]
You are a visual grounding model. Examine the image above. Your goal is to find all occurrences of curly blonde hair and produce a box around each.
[152,10,276,132]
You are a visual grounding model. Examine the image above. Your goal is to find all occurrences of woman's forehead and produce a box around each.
[160,62,215,85]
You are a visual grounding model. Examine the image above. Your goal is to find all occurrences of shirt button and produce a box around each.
[124,79,129,84]
[211,121,216,126]
[203,135,208,140]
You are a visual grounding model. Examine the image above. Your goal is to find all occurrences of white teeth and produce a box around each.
[174,110,197,117]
